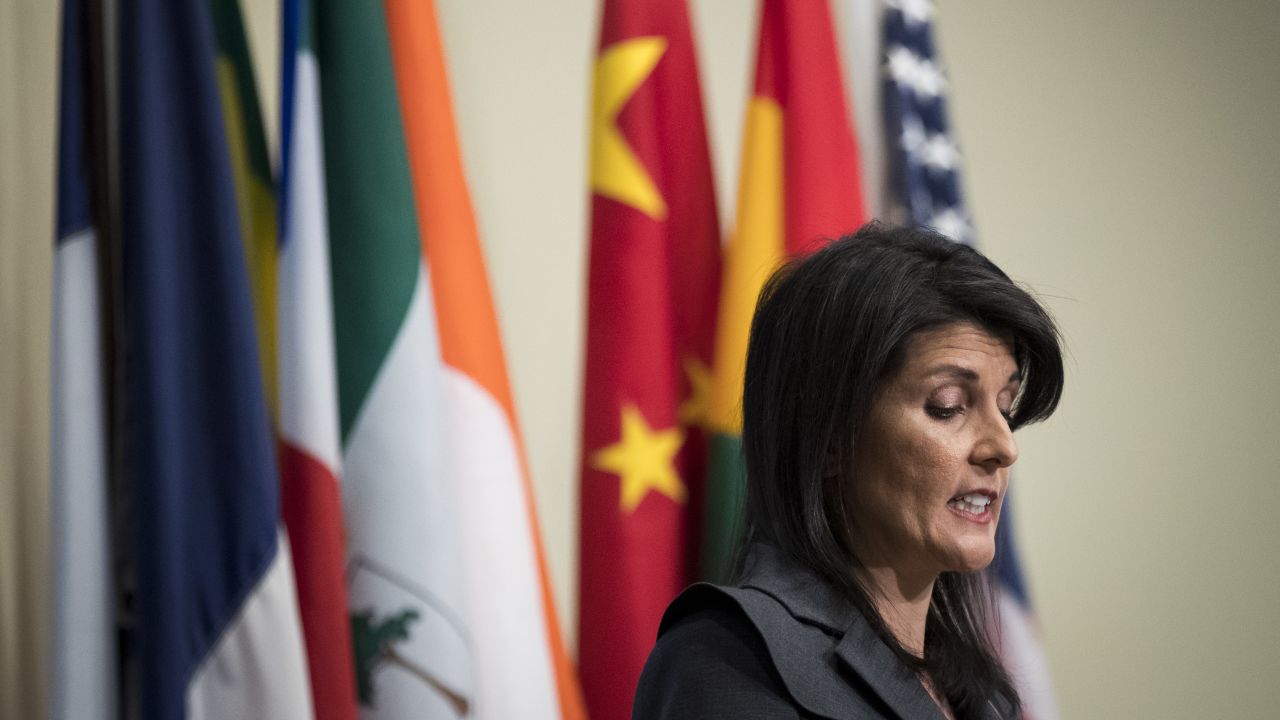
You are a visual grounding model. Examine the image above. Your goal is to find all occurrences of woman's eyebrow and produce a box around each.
[923,365,1022,384]
[923,364,980,381]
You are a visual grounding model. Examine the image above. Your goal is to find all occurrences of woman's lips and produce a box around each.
[947,491,996,524]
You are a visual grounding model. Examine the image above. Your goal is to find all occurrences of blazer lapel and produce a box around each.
[832,618,948,720]
[741,545,948,720]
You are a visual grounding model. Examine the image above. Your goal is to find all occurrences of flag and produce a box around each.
[277,0,360,717]
[837,0,891,218]
[52,0,115,715]
[992,501,1059,720]
[881,2,1059,717]
[578,0,722,716]
[314,0,470,715]
[117,0,313,716]
[702,0,868,582]
[382,0,585,716]
[211,0,278,412]
[882,0,972,242]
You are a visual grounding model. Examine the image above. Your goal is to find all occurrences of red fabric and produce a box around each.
[578,1,721,718]
[754,0,867,252]
[279,440,359,720]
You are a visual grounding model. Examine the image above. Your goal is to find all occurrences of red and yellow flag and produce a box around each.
[578,0,721,717]
[701,0,868,581]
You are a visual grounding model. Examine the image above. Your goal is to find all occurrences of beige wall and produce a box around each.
[0,0,59,716]
[10,0,1277,717]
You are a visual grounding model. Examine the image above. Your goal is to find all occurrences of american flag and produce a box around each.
[881,1,1060,718]
[882,0,973,243]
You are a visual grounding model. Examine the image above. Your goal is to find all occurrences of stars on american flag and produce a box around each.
[882,0,972,245]
[886,0,934,26]
[920,133,960,172]
[925,207,973,243]
[900,116,962,174]
[885,44,947,99]
[899,115,927,157]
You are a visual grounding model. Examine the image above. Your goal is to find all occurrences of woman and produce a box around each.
[633,224,1064,720]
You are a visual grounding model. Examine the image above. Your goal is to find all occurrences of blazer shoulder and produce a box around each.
[633,584,803,719]
[639,583,890,720]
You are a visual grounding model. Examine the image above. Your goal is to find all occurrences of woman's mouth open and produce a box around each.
[947,492,995,523]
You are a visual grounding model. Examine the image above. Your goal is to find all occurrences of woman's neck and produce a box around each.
[855,560,936,656]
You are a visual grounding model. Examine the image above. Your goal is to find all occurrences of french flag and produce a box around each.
[118,0,313,717]
[52,0,115,715]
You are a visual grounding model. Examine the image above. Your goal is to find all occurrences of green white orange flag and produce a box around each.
[701,0,868,582]
[384,0,584,716]
[316,0,470,714]
[314,0,582,716]
[578,1,722,718]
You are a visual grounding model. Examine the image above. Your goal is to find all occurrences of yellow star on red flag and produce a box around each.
[590,36,668,220]
[592,404,686,513]
[678,357,713,428]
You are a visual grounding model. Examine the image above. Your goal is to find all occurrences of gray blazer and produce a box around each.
[633,544,1009,719]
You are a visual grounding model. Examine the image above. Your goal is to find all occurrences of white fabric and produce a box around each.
[342,267,471,718]
[836,0,890,219]
[448,368,560,719]
[278,53,341,471]
[186,531,314,720]
[998,590,1060,720]
[51,229,117,720]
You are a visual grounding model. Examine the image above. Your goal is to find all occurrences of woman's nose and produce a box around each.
[973,406,1018,471]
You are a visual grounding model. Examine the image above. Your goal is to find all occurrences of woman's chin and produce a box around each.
[942,542,996,574]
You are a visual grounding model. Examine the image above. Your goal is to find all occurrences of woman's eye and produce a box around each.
[925,404,962,420]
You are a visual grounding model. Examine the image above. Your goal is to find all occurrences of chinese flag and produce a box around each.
[577,0,721,718]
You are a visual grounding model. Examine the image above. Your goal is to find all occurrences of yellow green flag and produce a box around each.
[701,0,868,581]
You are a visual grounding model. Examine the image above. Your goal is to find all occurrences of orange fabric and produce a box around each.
[383,1,586,717]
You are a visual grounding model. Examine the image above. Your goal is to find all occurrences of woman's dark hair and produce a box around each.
[737,223,1063,719]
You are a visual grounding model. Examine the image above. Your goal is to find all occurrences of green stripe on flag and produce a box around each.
[315,0,422,439]
[299,0,316,54]
[701,432,746,583]
[211,0,279,414]
[210,0,272,183]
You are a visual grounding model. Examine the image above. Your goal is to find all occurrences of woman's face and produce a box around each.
[849,322,1021,580]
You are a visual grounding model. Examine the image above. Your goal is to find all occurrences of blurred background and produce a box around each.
[3,0,1279,718]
